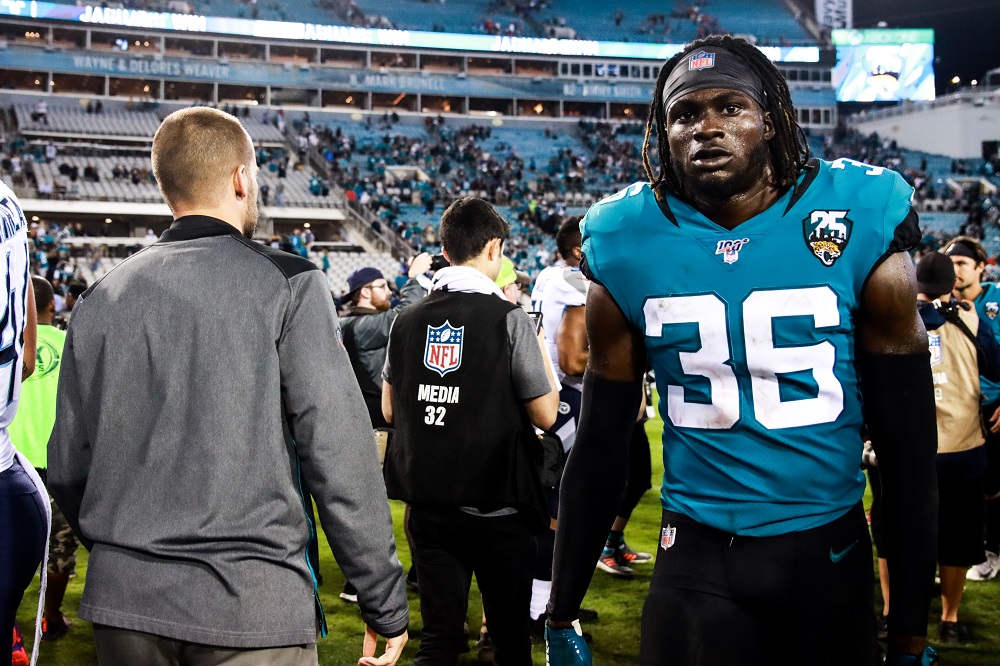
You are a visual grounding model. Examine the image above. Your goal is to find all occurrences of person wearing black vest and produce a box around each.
[382,197,559,666]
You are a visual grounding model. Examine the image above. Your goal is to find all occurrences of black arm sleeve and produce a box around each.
[976,318,1000,381]
[859,351,937,638]
[547,371,643,622]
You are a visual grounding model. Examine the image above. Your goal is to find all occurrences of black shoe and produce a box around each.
[339,581,358,603]
[529,614,547,640]
[476,629,495,663]
[876,614,888,642]
[578,607,599,622]
[938,620,970,643]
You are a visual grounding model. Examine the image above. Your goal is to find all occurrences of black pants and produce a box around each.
[409,506,536,666]
[640,504,876,666]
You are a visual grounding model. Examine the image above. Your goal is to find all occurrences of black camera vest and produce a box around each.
[384,289,546,529]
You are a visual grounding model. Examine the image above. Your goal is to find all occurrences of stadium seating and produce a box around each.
[15,105,162,138]
[383,0,808,42]
[190,0,808,43]
[353,0,496,34]
[323,250,401,293]
[33,155,161,203]
[68,244,403,295]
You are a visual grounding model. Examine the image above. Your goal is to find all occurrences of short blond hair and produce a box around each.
[152,107,254,211]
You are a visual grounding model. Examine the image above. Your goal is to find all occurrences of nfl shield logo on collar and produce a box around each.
[688,51,715,71]
[660,525,677,550]
[424,321,464,377]
[715,238,749,264]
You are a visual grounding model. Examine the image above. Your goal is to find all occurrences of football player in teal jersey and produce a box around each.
[945,236,1000,583]
[545,35,939,666]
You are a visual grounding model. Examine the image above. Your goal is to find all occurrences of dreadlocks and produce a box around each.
[641,34,811,197]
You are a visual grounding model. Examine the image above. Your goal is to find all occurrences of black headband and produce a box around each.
[662,46,767,110]
[943,242,979,262]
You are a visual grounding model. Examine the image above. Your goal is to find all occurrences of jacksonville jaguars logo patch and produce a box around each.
[987,302,998,320]
[804,210,852,267]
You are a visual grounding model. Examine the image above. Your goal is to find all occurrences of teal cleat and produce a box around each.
[545,619,592,666]
[885,645,939,666]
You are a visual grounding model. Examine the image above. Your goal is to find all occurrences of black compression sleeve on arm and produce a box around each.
[859,351,937,638]
[547,371,643,622]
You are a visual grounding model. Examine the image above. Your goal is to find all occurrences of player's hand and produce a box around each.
[358,626,408,666]
[545,620,592,666]
[408,252,433,278]
[989,404,1000,433]
[885,645,939,666]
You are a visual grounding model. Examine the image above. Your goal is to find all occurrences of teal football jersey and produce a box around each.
[974,282,1000,406]
[581,158,917,537]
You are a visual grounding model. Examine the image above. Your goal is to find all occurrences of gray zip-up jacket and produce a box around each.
[47,216,408,648]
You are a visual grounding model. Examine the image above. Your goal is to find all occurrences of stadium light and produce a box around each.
[31,216,38,222]
[105,218,112,223]
[951,76,960,84]
[971,80,978,86]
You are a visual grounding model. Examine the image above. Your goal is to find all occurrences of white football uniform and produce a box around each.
[0,181,30,473]
[532,264,588,390]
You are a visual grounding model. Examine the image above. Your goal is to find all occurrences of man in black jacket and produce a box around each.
[341,255,430,429]
[382,197,558,666]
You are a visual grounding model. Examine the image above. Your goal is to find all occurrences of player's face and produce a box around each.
[950,255,982,291]
[665,88,774,201]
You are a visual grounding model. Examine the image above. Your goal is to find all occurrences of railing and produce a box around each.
[846,89,1000,124]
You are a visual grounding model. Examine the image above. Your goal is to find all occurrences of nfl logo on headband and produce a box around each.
[688,50,715,71]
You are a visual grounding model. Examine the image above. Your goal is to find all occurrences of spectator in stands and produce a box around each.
[33,99,48,124]
[46,106,410,665]
[83,164,99,183]
[260,182,270,206]
[275,182,286,206]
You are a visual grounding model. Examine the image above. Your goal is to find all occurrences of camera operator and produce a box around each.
[873,252,1000,644]
[340,253,431,430]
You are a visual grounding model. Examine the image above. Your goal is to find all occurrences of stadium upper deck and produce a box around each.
[183,0,811,44]
[0,0,834,127]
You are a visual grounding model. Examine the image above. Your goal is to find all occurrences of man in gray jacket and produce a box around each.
[47,106,408,666]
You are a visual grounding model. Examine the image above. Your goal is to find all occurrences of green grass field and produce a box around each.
[17,415,1000,664]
